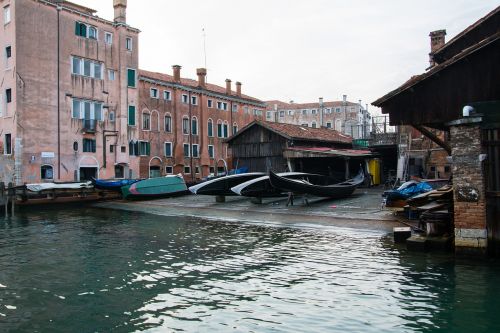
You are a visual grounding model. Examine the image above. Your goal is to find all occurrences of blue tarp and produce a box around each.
[383,182,433,201]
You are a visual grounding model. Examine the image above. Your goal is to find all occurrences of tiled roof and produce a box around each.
[227,120,352,144]
[139,69,264,104]
[265,100,360,111]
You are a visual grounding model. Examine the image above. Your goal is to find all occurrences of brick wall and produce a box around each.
[450,121,487,253]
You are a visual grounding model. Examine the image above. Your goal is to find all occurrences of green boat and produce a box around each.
[121,174,188,200]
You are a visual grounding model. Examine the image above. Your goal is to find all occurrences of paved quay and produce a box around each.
[94,187,403,232]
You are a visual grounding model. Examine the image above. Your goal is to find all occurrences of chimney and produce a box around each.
[342,94,347,103]
[113,0,127,24]
[196,68,207,88]
[429,29,446,67]
[172,65,181,83]
[235,82,242,97]
[225,79,232,95]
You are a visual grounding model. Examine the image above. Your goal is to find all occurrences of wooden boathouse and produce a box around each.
[373,6,500,255]
[225,121,373,178]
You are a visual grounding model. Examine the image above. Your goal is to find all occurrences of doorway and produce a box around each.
[80,167,97,181]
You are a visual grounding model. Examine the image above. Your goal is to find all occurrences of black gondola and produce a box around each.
[231,172,315,197]
[188,172,266,196]
[268,169,365,198]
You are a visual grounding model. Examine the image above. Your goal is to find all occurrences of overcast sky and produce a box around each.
[75,0,498,114]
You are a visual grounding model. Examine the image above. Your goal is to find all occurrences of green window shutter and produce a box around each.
[75,22,80,36]
[128,105,136,126]
[127,69,136,87]
[146,142,151,156]
[134,142,139,156]
[129,141,133,155]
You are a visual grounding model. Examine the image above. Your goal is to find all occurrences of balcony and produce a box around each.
[82,119,96,133]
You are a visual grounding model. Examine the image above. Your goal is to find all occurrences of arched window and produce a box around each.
[182,116,189,134]
[232,122,238,135]
[223,121,229,138]
[164,114,172,132]
[191,116,198,135]
[41,165,53,180]
[207,118,214,137]
[142,111,151,130]
[217,120,223,138]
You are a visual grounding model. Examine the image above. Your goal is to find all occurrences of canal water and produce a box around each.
[0,208,499,332]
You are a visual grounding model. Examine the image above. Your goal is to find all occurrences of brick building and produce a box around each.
[265,96,371,139]
[0,0,139,183]
[0,0,265,184]
[136,67,265,181]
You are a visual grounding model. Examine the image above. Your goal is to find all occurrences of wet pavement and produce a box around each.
[95,187,402,232]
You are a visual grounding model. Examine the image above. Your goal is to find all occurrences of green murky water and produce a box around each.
[0,208,499,332]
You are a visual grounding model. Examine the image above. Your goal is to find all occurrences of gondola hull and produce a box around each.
[269,170,364,198]
[121,174,188,200]
[231,172,314,197]
[189,172,265,196]
[93,178,140,192]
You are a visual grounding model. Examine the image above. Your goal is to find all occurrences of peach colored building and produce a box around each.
[0,0,140,184]
[136,67,265,181]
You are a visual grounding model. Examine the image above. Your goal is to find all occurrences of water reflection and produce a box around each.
[0,208,499,332]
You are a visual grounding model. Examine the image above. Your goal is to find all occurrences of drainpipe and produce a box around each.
[188,91,193,182]
[56,4,61,179]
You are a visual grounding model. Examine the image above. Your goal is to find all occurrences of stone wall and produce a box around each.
[450,118,487,254]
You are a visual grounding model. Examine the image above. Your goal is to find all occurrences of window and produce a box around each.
[75,22,97,39]
[115,165,124,178]
[217,121,223,138]
[83,138,96,153]
[336,107,341,112]
[129,141,138,156]
[163,90,171,100]
[164,115,172,132]
[182,117,189,134]
[5,46,11,58]
[142,113,151,130]
[4,5,10,24]
[207,99,213,108]
[232,104,238,112]
[302,109,307,115]
[71,98,103,122]
[128,105,136,126]
[71,57,103,79]
[104,32,113,45]
[192,144,199,158]
[41,165,53,180]
[279,111,285,118]
[182,94,188,103]
[164,142,172,157]
[191,96,198,105]
[207,119,214,137]
[232,123,238,135]
[150,88,159,99]
[121,146,126,153]
[191,117,198,135]
[223,122,229,138]
[183,143,190,157]
[108,69,115,81]
[184,166,191,174]
[127,69,136,87]
[288,110,293,116]
[165,166,173,174]
[326,122,332,129]
[209,166,215,174]
[138,141,150,156]
[126,37,133,51]
[217,101,227,111]
[109,111,115,122]
[195,166,200,174]
[243,106,249,114]
[266,111,272,119]
[110,145,114,153]
[326,108,331,114]
[208,145,214,158]
[311,122,317,128]
[301,123,308,127]
[4,134,11,155]
[6,89,11,103]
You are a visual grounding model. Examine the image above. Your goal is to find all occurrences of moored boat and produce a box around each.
[92,178,141,192]
[231,172,313,197]
[121,174,188,200]
[188,172,265,196]
[269,169,365,198]
[26,181,93,192]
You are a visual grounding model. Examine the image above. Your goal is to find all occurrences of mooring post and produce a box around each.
[0,182,6,218]
[8,183,15,217]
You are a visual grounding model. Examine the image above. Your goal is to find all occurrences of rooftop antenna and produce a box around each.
[202,27,207,82]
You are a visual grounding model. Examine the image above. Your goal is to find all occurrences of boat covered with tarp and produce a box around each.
[121,174,188,200]
[92,178,141,192]
[26,181,93,192]
[269,169,365,198]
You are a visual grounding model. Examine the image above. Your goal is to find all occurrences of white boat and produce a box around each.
[26,181,93,192]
